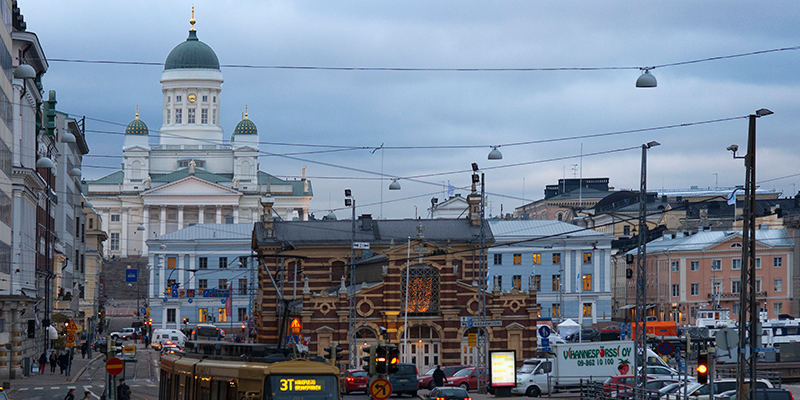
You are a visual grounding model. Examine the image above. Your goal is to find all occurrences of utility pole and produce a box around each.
[345,189,357,368]
[732,109,773,400]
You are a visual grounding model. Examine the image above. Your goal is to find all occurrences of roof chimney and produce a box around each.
[359,214,373,230]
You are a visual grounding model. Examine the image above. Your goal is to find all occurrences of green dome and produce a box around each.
[164,30,220,70]
[233,115,258,136]
[125,116,149,136]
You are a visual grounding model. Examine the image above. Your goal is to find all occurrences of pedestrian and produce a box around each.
[117,377,132,400]
[81,342,88,358]
[66,351,73,376]
[81,390,92,400]
[64,388,76,400]
[39,352,47,374]
[432,365,447,388]
[58,351,67,374]
[49,352,57,373]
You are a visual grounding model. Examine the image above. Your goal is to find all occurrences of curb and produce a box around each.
[70,353,105,384]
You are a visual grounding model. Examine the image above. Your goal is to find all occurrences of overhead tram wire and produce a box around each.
[45,45,800,72]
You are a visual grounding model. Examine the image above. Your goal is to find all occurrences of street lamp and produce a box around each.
[729,108,772,400]
[488,146,503,160]
[345,189,357,368]
[389,179,401,190]
[636,68,657,88]
[634,140,659,398]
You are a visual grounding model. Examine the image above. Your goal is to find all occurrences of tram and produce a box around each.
[160,342,341,400]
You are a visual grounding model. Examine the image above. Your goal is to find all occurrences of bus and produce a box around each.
[160,344,341,400]
[191,324,224,341]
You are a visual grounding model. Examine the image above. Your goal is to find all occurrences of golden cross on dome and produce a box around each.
[244,105,249,119]
[190,7,196,31]
[135,105,140,120]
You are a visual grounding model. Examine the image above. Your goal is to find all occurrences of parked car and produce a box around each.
[445,367,487,391]
[716,388,794,400]
[639,365,696,381]
[388,363,419,397]
[424,387,471,400]
[609,379,679,399]
[93,337,107,352]
[565,328,601,342]
[603,375,639,394]
[418,365,469,390]
[340,369,370,395]
[666,379,773,400]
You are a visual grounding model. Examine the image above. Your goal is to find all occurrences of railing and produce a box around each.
[708,291,767,299]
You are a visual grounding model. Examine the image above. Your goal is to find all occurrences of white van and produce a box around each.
[151,329,186,349]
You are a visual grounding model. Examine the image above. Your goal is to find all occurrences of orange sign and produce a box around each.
[290,318,302,334]
[106,357,124,376]
[65,333,76,347]
[369,378,393,400]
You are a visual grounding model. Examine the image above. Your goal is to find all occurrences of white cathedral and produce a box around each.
[84,16,312,258]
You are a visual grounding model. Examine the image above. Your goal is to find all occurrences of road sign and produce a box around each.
[122,346,136,357]
[106,357,124,376]
[353,242,370,249]
[460,316,473,322]
[369,378,393,400]
[65,333,76,347]
[541,338,550,352]
[538,325,551,338]
[657,341,675,356]
[290,317,302,334]
[125,268,138,283]
[460,320,502,328]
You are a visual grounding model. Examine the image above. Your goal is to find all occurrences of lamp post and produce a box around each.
[635,141,659,399]
[345,189,357,368]
[729,109,773,400]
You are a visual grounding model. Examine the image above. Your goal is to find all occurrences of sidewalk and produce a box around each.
[5,350,103,393]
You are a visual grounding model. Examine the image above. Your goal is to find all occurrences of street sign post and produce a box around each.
[106,357,124,376]
[125,268,138,283]
[657,342,675,356]
[460,320,502,328]
[369,377,393,400]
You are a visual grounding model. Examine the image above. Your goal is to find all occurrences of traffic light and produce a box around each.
[362,345,376,375]
[375,345,387,374]
[183,317,189,324]
[387,344,400,374]
[697,352,708,384]
[324,341,344,366]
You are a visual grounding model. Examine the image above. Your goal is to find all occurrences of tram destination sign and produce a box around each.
[460,320,502,328]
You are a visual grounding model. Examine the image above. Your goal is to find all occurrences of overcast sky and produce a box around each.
[23,1,800,219]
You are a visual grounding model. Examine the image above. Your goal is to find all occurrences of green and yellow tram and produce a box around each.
[160,343,340,400]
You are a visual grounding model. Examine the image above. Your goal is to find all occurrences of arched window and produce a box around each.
[557,213,563,221]
[402,265,440,314]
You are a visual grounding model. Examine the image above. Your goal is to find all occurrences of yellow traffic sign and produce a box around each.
[369,378,392,400]
[65,333,76,347]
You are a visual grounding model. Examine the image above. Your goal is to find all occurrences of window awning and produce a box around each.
[619,305,635,310]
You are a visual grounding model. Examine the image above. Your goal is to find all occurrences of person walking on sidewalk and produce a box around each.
[38,353,47,374]
[58,351,67,374]
[49,352,57,373]
[81,342,88,358]
[81,390,92,400]
[64,388,76,400]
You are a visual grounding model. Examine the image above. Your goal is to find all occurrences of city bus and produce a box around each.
[160,343,341,400]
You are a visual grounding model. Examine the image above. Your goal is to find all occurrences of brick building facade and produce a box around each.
[252,201,540,372]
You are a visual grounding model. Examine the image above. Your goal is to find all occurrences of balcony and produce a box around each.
[708,291,767,299]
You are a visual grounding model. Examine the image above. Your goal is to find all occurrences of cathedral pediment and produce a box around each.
[142,176,242,199]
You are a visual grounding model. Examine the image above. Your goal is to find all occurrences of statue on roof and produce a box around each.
[188,159,196,174]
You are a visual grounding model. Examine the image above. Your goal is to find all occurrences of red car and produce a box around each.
[418,365,469,390]
[340,369,370,395]
[445,367,487,391]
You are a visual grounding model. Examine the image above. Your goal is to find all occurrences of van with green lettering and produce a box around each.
[511,340,635,397]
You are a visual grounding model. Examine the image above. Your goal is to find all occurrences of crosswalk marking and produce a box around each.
[34,387,43,390]
[50,386,60,390]
[18,388,28,391]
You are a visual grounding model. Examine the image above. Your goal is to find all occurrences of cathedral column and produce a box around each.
[142,207,149,256]
[215,206,222,224]
[178,205,185,230]
[233,206,239,224]
[101,209,110,258]
[198,205,205,225]
[160,206,167,236]
[121,208,129,258]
